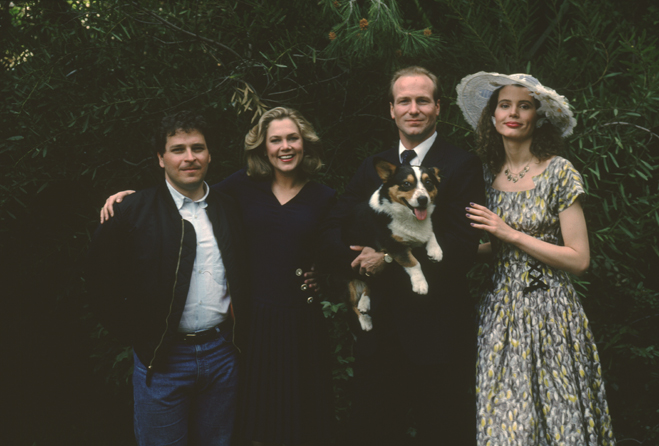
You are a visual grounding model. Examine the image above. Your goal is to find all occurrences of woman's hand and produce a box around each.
[466,202,519,244]
[304,264,321,292]
[467,200,590,276]
[100,190,135,223]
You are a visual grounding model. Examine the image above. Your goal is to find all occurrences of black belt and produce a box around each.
[176,319,232,344]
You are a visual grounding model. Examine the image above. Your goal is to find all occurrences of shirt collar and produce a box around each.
[165,180,210,210]
[398,131,437,165]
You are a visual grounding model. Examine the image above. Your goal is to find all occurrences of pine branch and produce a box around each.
[493,0,523,65]
[412,0,433,28]
[446,1,501,67]
[528,0,571,58]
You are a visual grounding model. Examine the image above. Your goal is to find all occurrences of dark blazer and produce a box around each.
[87,181,250,373]
[321,136,485,365]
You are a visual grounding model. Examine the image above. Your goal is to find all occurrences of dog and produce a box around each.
[344,157,442,331]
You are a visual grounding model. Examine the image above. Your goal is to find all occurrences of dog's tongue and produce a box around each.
[414,208,428,221]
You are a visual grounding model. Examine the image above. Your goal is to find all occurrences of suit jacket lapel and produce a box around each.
[381,145,401,165]
[420,137,444,168]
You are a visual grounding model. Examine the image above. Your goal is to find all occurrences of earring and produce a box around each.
[536,118,546,128]
[491,116,496,126]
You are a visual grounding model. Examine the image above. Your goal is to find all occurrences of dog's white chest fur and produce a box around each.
[347,160,444,332]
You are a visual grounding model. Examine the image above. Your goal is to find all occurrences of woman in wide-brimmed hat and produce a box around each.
[457,72,615,445]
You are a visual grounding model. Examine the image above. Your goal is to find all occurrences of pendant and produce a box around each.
[504,165,530,182]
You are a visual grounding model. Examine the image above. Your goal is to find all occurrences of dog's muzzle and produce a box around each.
[402,197,429,221]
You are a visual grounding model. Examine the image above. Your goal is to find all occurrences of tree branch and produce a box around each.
[129,1,243,62]
[601,122,659,140]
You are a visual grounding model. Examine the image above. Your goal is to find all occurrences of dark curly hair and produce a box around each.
[244,107,323,180]
[476,85,564,175]
[152,110,209,156]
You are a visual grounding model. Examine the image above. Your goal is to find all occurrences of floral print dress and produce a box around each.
[476,156,615,446]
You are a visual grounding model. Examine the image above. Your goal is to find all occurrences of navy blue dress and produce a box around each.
[212,169,336,445]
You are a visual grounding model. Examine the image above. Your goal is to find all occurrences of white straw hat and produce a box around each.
[456,71,577,137]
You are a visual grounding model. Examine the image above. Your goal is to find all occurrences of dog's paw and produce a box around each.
[357,294,371,313]
[359,313,373,331]
[411,278,429,295]
[427,245,443,263]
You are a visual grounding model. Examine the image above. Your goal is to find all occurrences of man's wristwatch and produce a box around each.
[383,252,393,264]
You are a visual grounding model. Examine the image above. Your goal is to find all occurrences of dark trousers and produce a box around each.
[346,337,476,446]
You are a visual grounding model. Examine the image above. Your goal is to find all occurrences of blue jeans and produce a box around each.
[132,331,238,446]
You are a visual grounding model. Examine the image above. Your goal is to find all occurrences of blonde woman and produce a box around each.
[219,107,335,446]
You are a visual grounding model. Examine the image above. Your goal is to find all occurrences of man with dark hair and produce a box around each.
[152,110,211,157]
[322,66,485,445]
[87,111,248,446]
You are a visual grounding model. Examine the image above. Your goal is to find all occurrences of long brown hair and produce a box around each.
[244,107,323,180]
[476,85,564,175]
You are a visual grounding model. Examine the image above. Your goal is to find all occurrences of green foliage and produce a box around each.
[323,0,442,67]
[2,0,658,443]
[322,300,355,424]
[90,325,134,387]
[569,36,659,440]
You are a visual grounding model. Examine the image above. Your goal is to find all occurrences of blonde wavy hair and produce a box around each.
[245,107,323,180]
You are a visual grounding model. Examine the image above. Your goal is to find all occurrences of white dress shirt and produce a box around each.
[398,131,438,166]
[165,181,231,333]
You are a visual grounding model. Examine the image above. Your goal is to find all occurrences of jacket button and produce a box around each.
[295,268,303,276]
[301,284,308,291]
[307,297,314,304]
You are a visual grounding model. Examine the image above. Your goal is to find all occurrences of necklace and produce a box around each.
[504,161,531,183]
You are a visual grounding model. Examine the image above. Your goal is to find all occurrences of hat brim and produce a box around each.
[455,71,576,137]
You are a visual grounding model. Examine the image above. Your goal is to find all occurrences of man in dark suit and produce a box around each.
[322,66,485,445]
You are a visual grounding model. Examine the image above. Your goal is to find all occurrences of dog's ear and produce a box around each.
[373,158,397,183]
[432,167,441,182]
